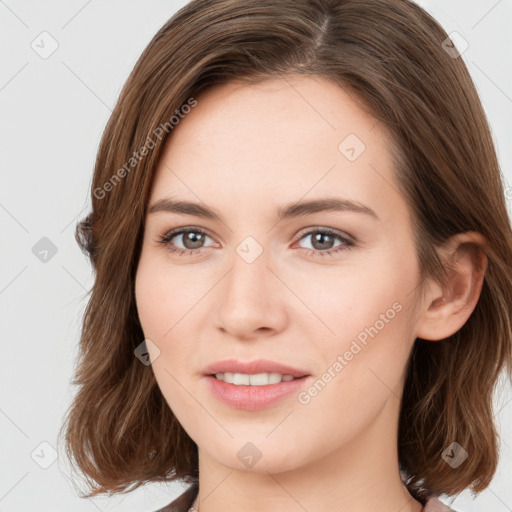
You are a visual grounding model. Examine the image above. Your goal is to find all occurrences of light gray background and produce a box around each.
[1,1,511,511]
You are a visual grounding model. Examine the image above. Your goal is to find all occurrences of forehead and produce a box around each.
[162,75,383,163]
[149,75,405,227]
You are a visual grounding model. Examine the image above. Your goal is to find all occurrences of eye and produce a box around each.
[157,226,355,258]
[295,228,354,257]
[157,226,216,256]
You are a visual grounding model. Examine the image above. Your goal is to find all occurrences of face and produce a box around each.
[135,76,424,474]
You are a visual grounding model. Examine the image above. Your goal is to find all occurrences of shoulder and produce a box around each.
[152,482,199,512]
[422,495,459,512]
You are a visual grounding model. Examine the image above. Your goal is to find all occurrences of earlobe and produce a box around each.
[415,232,488,341]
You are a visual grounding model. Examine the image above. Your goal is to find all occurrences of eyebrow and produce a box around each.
[148,196,379,223]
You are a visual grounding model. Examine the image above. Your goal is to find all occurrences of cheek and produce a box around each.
[289,250,413,341]
[135,253,181,373]
[135,252,209,384]
[135,256,200,420]
[135,251,199,340]
[296,252,417,401]
[135,257,163,340]
[293,294,414,451]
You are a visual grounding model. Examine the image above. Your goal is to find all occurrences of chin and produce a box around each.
[202,437,309,474]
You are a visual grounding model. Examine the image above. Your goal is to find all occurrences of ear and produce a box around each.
[415,232,488,341]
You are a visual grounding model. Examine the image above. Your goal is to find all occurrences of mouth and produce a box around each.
[201,359,311,410]
[203,369,311,411]
[209,372,307,386]
[201,358,310,380]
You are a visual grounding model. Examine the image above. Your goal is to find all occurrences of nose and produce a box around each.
[215,245,288,340]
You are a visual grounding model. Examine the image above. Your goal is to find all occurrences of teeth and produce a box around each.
[214,372,296,385]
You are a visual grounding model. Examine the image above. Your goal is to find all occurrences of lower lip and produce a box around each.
[205,375,310,411]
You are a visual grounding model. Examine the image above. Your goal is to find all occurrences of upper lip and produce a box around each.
[202,358,310,378]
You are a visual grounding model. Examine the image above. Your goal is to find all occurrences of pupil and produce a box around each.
[313,233,334,250]
[184,232,204,249]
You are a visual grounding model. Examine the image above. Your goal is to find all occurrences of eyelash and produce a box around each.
[157,226,355,258]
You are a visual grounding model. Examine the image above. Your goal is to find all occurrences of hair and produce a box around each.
[59,0,512,504]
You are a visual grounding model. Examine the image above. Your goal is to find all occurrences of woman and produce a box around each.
[59,1,512,511]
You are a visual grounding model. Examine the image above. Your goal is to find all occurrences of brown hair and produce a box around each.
[59,0,512,503]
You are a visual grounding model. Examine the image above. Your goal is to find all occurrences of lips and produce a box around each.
[205,373,309,411]
[201,358,310,378]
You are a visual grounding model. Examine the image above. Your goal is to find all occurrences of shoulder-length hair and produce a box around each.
[59,0,512,502]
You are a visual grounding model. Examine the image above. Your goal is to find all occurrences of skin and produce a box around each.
[135,75,487,512]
